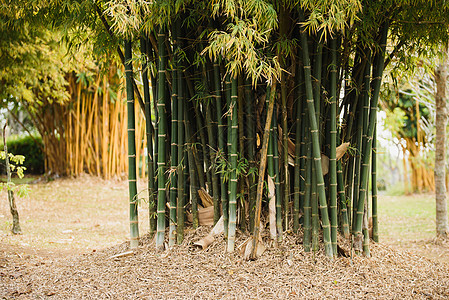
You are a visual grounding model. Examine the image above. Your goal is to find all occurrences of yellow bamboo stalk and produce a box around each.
[74,83,82,175]
[141,125,147,179]
[69,109,74,175]
[135,99,143,179]
[84,77,102,174]
[402,146,409,194]
[121,95,128,175]
[93,81,101,177]
[80,92,89,173]
[102,76,110,179]
[67,99,73,176]
[109,89,121,177]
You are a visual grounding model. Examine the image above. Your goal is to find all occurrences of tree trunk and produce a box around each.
[3,123,22,235]
[435,48,449,238]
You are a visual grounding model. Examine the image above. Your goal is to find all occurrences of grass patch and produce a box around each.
[378,193,437,242]
[377,193,449,264]
[0,175,38,185]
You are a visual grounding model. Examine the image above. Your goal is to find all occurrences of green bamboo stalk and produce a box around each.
[140,35,156,237]
[272,108,283,241]
[280,72,289,233]
[303,132,312,252]
[313,42,323,142]
[156,28,168,250]
[351,78,367,233]
[352,52,371,230]
[185,107,199,229]
[337,160,350,238]
[223,72,231,238]
[363,198,370,257]
[177,62,186,243]
[191,103,206,190]
[299,13,333,257]
[193,102,210,190]
[345,154,354,228]
[214,63,225,225]
[329,38,338,256]
[237,75,246,232]
[266,84,276,239]
[206,100,220,224]
[299,94,307,227]
[227,77,238,252]
[293,71,303,233]
[151,70,159,205]
[342,49,363,143]
[354,23,389,252]
[125,39,139,249]
[200,59,220,224]
[372,125,379,242]
[362,52,372,137]
[176,20,186,244]
[311,162,319,252]
[245,78,256,232]
[168,25,179,247]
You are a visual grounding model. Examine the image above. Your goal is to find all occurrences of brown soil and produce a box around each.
[1,176,449,299]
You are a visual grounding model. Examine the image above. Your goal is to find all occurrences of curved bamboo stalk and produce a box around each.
[251,80,277,259]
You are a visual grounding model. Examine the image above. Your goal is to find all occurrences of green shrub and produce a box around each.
[0,135,44,175]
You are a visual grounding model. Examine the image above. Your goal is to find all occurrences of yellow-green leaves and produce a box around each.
[211,0,278,32]
[300,0,362,39]
[204,19,280,85]
[104,0,143,38]
[0,152,26,179]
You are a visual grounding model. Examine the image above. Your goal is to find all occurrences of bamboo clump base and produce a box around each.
[2,229,449,299]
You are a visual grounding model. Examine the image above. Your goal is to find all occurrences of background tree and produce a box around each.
[435,47,449,237]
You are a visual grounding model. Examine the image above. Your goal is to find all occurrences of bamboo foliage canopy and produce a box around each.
[3,0,449,258]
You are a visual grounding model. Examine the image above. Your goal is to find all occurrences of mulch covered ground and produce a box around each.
[1,227,449,299]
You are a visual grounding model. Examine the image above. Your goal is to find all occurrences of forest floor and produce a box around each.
[0,175,448,299]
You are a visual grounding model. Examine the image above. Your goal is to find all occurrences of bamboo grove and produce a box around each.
[19,70,148,179]
[84,0,449,258]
